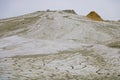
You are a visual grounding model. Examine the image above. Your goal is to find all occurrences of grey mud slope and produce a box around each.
[0,10,120,80]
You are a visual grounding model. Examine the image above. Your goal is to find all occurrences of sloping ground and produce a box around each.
[0,10,120,80]
[0,43,120,80]
[0,10,120,42]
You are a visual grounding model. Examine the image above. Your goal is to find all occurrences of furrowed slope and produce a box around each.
[0,10,120,44]
[0,10,120,80]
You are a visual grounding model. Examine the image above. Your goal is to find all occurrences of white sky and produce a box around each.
[0,0,120,20]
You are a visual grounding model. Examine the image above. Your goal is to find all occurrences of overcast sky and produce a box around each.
[0,0,120,20]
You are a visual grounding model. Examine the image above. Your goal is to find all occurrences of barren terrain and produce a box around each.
[0,10,120,80]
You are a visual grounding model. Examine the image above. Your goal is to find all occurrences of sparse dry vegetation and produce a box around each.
[106,40,120,48]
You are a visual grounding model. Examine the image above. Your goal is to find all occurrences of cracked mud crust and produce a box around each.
[0,46,120,80]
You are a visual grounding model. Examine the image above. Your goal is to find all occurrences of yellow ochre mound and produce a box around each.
[86,11,103,21]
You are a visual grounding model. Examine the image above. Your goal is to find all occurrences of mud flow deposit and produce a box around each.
[0,10,120,80]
